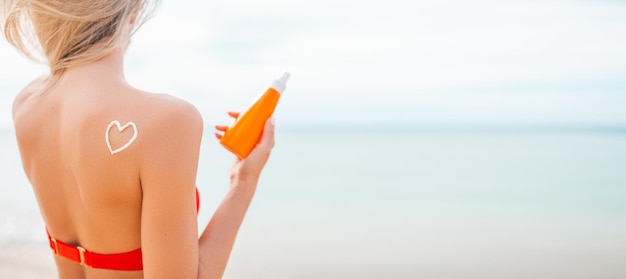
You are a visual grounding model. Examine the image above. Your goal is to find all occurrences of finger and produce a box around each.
[257,118,275,150]
[227,111,240,118]
[214,125,229,132]
[214,132,222,140]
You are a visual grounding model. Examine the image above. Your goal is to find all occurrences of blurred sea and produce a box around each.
[1,127,626,278]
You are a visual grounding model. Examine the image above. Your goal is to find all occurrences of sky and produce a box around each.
[1,0,626,129]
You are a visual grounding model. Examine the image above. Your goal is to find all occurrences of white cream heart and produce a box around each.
[106,120,138,155]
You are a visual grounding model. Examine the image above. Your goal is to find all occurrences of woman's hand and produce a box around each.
[214,111,275,185]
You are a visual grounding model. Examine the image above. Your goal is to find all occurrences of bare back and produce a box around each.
[13,63,202,279]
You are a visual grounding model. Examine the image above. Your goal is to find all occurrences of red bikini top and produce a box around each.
[46,188,200,271]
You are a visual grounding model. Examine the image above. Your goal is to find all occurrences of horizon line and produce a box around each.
[1,123,626,134]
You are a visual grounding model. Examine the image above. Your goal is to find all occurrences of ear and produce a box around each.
[129,3,141,25]
[129,10,138,25]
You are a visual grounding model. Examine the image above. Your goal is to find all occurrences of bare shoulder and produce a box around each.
[135,92,204,135]
[128,91,204,159]
[12,75,47,116]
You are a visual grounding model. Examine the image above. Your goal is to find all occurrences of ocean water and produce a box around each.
[1,128,626,278]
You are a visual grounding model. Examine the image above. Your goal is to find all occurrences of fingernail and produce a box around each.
[270,118,275,125]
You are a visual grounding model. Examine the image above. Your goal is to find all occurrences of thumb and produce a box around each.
[257,117,275,151]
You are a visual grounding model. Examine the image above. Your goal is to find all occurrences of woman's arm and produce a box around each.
[139,103,274,279]
[197,114,275,279]
[139,98,203,279]
[196,180,257,279]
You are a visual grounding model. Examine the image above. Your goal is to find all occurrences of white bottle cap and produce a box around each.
[271,71,290,94]
[278,72,290,84]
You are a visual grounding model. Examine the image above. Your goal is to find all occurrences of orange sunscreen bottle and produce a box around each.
[220,72,290,158]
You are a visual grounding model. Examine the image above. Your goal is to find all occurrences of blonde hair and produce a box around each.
[1,0,159,74]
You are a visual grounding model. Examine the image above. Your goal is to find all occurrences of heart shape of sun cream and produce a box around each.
[106,120,138,155]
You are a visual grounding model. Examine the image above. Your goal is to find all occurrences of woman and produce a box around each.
[2,0,274,278]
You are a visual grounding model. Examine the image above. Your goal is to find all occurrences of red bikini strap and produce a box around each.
[196,187,200,213]
[46,229,143,271]
[44,189,199,270]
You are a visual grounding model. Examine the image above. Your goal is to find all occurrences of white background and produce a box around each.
[1,0,625,129]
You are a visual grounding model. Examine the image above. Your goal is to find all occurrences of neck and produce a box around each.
[53,47,128,85]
